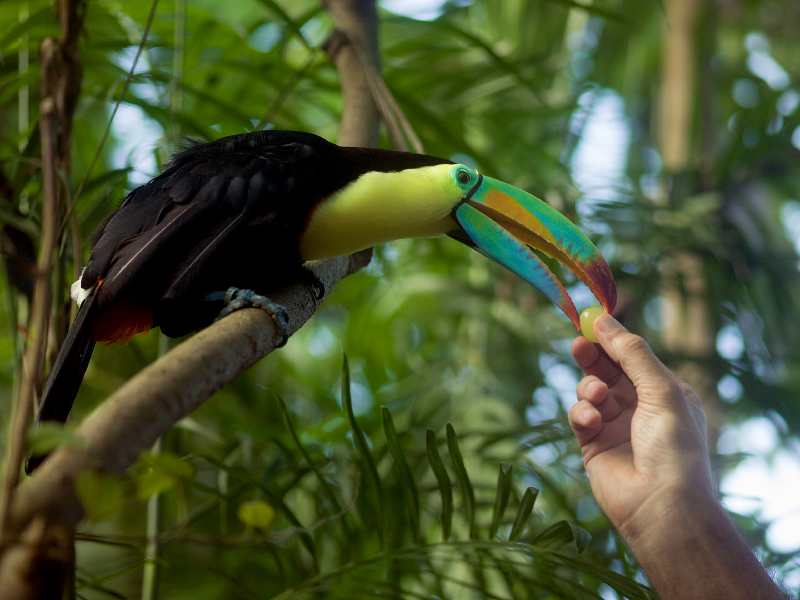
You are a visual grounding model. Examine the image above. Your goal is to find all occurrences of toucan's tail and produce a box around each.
[26,293,97,472]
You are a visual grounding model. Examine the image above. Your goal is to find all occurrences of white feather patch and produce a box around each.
[70,268,93,307]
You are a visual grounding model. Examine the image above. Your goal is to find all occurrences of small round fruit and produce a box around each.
[580,306,606,343]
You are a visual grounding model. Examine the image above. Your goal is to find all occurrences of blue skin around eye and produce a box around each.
[454,203,568,310]
[452,165,477,190]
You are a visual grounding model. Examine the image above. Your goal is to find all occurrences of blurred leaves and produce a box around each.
[75,469,125,522]
[26,421,83,455]
[133,449,195,500]
[238,499,275,531]
[509,486,539,542]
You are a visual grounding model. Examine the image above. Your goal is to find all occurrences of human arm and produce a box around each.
[569,314,785,599]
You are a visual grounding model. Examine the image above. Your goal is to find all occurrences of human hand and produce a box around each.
[569,314,714,543]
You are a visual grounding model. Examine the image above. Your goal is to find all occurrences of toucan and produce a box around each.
[33,130,616,450]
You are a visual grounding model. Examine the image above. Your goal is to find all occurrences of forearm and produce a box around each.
[622,490,785,600]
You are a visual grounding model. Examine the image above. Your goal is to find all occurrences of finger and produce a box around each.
[577,376,625,421]
[572,337,623,385]
[593,315,676,394]
[580,408,634,465]
[576,375,608,405]
[572,337,638,406]
[568,400,602,446]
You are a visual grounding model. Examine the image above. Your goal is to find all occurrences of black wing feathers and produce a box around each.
[27,289,99,469]
[27,293,98,471]
[83,131,337,306]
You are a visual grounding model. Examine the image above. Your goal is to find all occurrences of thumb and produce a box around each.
[593,314,676,394]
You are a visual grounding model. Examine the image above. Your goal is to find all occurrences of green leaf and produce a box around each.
[446,423,476,539]
[136,469,175,500]
[422,20,548,105]
[75,470,125,522]
[134,450,195,500]
[542,0,626,21]
[279,395,343,514]
[341,355,384,543]
[138,450,194,478]
[509,486,538,541]
[199,454,319,572]
[238,500,275,531]
[489,463,512,539]
[531,519,574,549]
[425,429,453,541]
[533,520,592,553]
[26,422,83,455]
[570,523,592,554]
[381,407,420,543]
[0,6,58,52]
[253,0,314,50]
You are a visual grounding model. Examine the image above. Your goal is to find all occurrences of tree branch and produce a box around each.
[324,0,381,147]
[11,253,371,531]
[9,0,383,536]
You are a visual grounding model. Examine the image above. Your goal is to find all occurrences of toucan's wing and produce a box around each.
[81,131,337,305]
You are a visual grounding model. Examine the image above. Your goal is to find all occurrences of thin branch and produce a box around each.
[140,437,161,600]
[324,0,423,152]
[0,0,87,545]
[0,46,61,542]
[17,2,30,153]
[361,61,424,153]
[323,0,381,147]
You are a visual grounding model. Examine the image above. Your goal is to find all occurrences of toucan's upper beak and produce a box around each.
[452,175,616,330]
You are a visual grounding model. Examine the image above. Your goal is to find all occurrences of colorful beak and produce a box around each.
[453,175,616,330]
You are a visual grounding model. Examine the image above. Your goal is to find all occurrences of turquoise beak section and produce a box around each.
[455,202,580,328]
[453,176,616,330]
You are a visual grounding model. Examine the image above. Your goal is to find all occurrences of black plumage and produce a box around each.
[83,131,445,333]
[33,130,447,444]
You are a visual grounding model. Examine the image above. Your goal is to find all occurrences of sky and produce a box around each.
[108,0,800,587]
[382,0,449,20]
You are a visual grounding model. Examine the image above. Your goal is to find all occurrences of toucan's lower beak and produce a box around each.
[452,175,616,330]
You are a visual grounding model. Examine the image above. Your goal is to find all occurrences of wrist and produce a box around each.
[618,486,785,599]
[617,483,721,549]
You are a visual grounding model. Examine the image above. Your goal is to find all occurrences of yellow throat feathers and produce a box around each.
[299,164,460,260]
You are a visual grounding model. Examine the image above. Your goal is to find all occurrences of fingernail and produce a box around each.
[595,314,623,336]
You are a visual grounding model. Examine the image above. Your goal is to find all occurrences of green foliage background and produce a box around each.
[1,0,799,597]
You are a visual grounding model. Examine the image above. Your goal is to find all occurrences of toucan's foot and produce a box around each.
[216,288,290,346]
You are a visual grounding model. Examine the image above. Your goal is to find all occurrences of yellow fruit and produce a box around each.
[579,306,605,343]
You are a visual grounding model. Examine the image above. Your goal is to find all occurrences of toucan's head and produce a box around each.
[300,161,616,330]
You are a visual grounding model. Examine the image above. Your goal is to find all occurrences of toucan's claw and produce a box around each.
[311,277,325,301]
[217,287,291,346]
[300,268,325,301]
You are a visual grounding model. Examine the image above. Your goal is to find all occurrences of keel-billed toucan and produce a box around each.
[35,130,616,439]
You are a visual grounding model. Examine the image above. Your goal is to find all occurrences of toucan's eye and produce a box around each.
[455,166,475,187]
